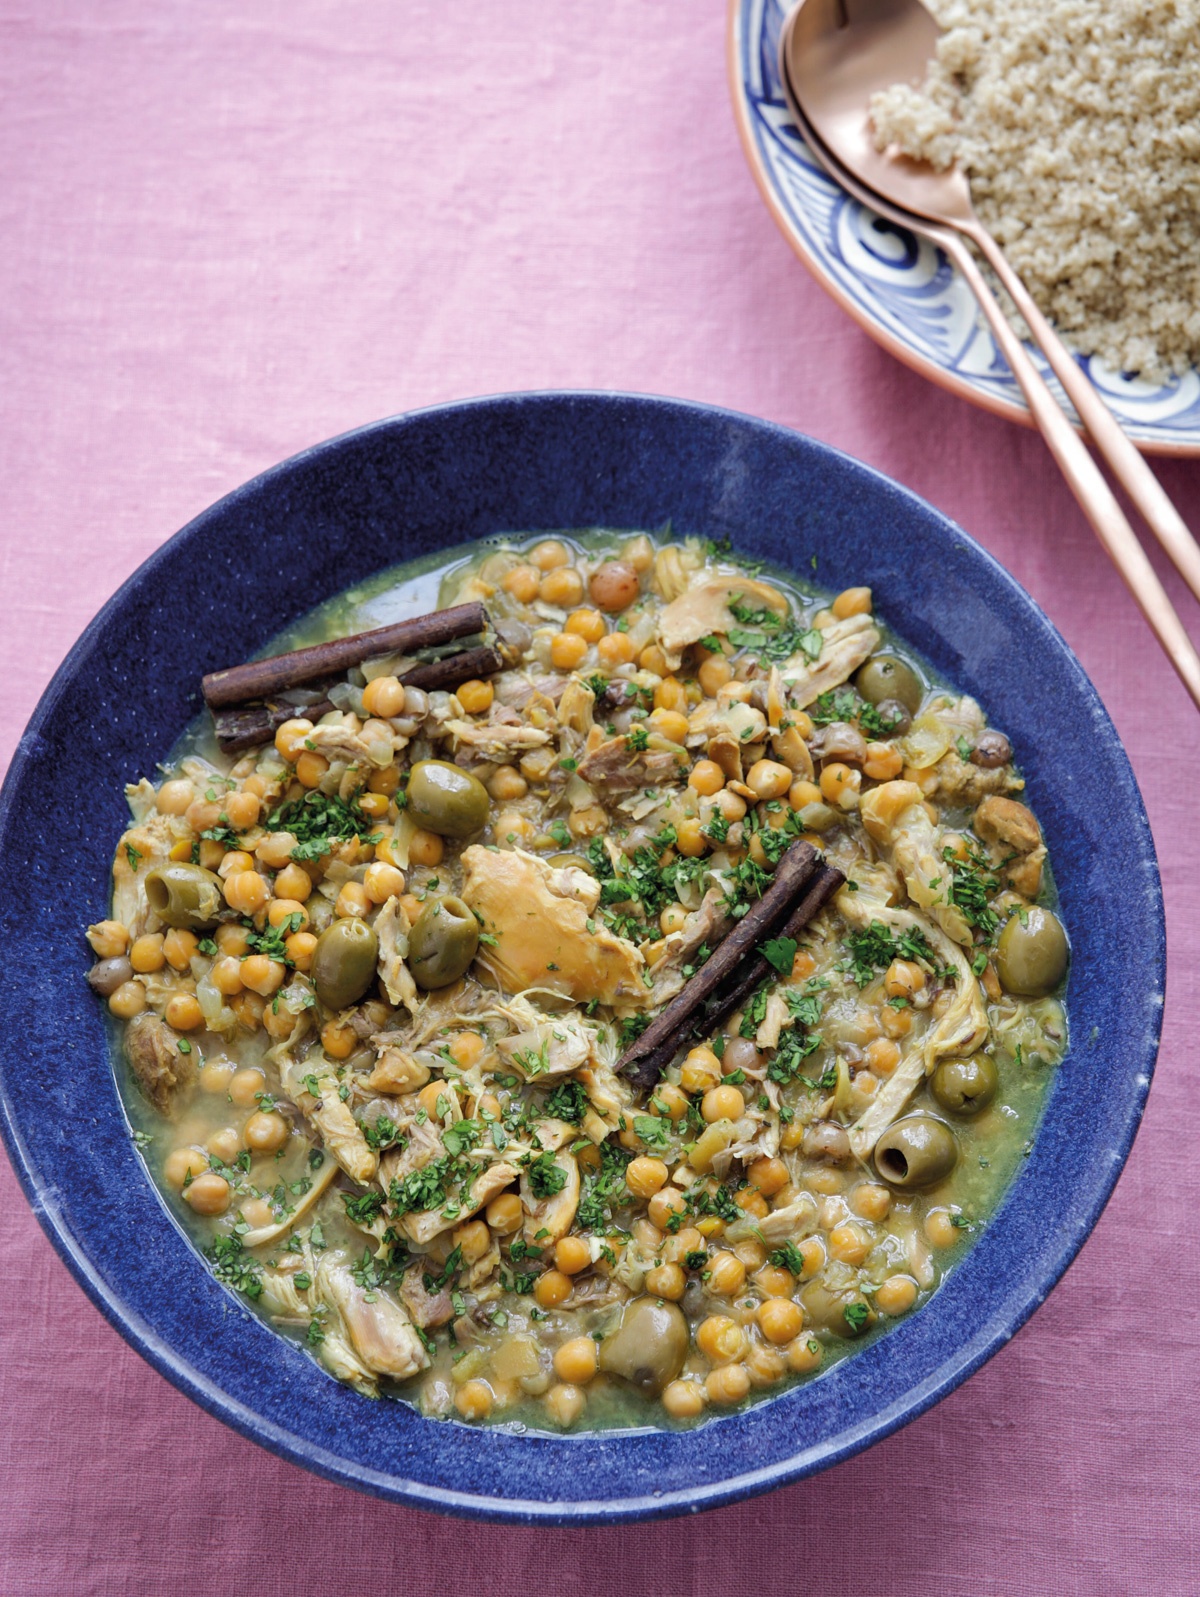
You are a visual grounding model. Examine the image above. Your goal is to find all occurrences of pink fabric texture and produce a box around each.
[2,2,1198,1591]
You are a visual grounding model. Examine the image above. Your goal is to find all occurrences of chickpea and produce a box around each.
[746,759,793,801]
[661,1379,706,1419]
[831,585,872,619]
[705,1363,751,1406]
[748,1157,789,1197]
[733,1188,769,1220]
[183,1171,231,1216]
[863,742,904,781]
[294,750,330,790]
[549,632,589,670]
[789,779,823,812]
[589,559,640,612]
[539,567,585,608]
[596,631,636,667]
[129,934,165,974]
[544,1383,586,1427]
[925,1209,961,1249]
[453,1219,491,1265]
[658,902,688,937]
[554,1235,592,1275]
[281,931,315,973]
[229,1068,266,1108]
[267,897,309,931]
[199,1060,235,1094]
[819,762,861,807]
[745,1341,787,1388]
[626,1156,669,1198]
[223,869,270,915]
[534,1270,572,1309]
[162,928,199,972]
[454,1380,493,1422]
[701,1084,744,1123]
[755,1264,794,1298]
[164,994,204,1031]
[565,607,606,643]
[652,1083,690,1122]
[367,763,401,797]
[530,538,570,571]
[881,1004,913,1039]
[710,789,747,824]
[163,1147,208,1187]
[680,1046,721,1093]
[828,1221,873,1266]
[408,828,445,867]
[231,991,264,1031]
[503,564,541,602]
[758,1297,805,1345]
[866,1037,901,1075]
[885,959,927,1000]
[156,778,195,816]
[644,1263,686,1301]
[706,1251,746,1296]
[240,955,286,996]
[273,718,314,762]
[647,1187,688,1229]
[108,980,147,1019]
[358,861,401,905]
[418,1080,453,1118]
[553,1336,598,1385]
[240,1197,275,1229]
[648,708,690,744]
[360,675,406,719]
[639,643,668,675]
[696,1315,745,1363]
[217,850,255,881]
[224,790,261,831]
[184,798,222,834]
[335,881,371,920]
[687,759,724,798]
[87,920,130,959]
[244,1110,289,1153]
[851,1183,891,1222]
[876,1275,919,1316]
[787,1334,823,1374]
[486,1192,523,1234]
[698,653,733,697]
[486,765,527,802]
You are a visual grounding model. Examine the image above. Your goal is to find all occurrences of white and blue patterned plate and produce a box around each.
[729,0,1200,455]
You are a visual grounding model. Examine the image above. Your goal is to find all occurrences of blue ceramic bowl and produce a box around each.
[0,393,1163,1523]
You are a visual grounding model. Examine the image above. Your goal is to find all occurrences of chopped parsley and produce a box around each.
[761,935,798,976]
[544,1079,589,1123]
[575,1140,632,1232]
[841,921,938,986]
[768,1242,807,1276]
[124,843,143,872]
[266,790,381,862]
[206,1232,262,1300]
[527,1152,568,1199]
[843,1302,870,1333]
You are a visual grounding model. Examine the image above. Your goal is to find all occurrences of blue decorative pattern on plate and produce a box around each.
[730,0,1200,455]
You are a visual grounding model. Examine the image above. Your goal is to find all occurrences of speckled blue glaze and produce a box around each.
[0,393,1163,1524]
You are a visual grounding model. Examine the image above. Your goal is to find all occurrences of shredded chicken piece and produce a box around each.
[557,679,595,735]
[444,718,552,755]
[861,780,972,946]
[400,1266,455,1329]
[316,1254,429,1381]
[755,991,791,1051]
[974,795,1047,898]
[657,576,789,655]
[124,1012,195,1116]
[577,734,689,794]
[375,895,419,1014]
[839,869,989,1158]
[460,845,647,1006]
[496,1016,596,1080]
[401,1161,520,1245]
[306,720,393,770]
[780,613,880,706]
[367,1047,429,1095]
[521,1152,580,1243]
[648,887,733,1007]
[282,1060,378,1184]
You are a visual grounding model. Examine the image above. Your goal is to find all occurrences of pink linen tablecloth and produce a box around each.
[1,3,1197,1592]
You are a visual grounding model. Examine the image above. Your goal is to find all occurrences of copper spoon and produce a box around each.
[780,0,1200,712]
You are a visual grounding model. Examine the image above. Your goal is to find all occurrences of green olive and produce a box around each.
[548,851,595,875]
[406,760,489,839]
[874,1115,959,1189]
[855,654,923,714]
[931,1055,999,1117]
[143,863,224,929]
[407,895,480,989]
[995,907,1069,996]
[311,917,379,1010]
[598,1297,688,1395]
[800,1279,874,1339]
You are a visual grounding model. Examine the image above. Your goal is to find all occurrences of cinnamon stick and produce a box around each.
[622,862,845,1090]
[202,601,491,710]
[211,642,505,753]
[617,840,819,1081]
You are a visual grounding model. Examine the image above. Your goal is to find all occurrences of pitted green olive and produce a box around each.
[598,1296,688,1395]
[406,760,489,839]
[855,654,923,715]
[995,907,1069,996]
[800,1279,874,1339]
[144,863,224,929]
[874,1115,959,1189]
[931,1055,999,1117]
[407,895,479,989]
[312,917,379,1010]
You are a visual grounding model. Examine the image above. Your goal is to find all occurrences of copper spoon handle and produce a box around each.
[930,222,1200,711]
[963,221,1200,609]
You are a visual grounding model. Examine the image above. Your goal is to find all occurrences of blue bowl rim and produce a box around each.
[0,389,1163,1523]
